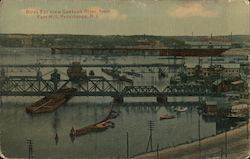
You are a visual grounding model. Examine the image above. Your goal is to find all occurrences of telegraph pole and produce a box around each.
[26,139,33,159]
[0,68,4,105]
[198,107,202,159]
[247,0,250,138]
[225,129,227,158]
[247,107,249,139]
[146,120,155,152]
[156,144,159,159]
[126,132,129,158]
[222,118,228,159]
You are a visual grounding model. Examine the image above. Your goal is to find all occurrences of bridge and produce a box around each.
[0,74,220,103]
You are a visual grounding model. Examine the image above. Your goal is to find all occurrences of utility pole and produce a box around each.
[26,139,33,159]
[225,130,227,158]
[230,32,233,44]
[247,107,249,139]
[220,147,223,158]
[198,107,202,159]
[0,131,3,157]
[126,132,129,159]
[221,118,228,159]
[0,68,4,106]
[156,144,159,159]
[146,120,155,152]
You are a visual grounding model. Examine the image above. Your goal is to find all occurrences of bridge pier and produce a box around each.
[51,48,56,54]
[113,96,124,104]
[156,96,167,103]
[51,69,61,91]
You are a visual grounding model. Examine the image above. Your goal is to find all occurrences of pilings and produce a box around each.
[50,69,61,91]
[156,96,167,103]
[113,96,168,104]
[113,96,124,104]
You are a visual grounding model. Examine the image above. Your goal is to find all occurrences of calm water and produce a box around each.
[0,99,216,158]
[0,48,248,158]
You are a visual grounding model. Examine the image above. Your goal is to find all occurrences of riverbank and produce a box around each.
[134,124,250,159]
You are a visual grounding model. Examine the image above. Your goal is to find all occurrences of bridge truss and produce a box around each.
[0,76,217,97]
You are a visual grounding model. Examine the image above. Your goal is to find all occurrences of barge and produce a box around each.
[26,88,77,114]
[159,48,229,56]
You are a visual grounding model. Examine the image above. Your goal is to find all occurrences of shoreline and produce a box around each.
[134,123,250,159]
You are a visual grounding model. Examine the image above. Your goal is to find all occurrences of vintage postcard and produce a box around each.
[0,0,249,158]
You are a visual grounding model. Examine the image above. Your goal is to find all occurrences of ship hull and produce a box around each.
[160,48,229,56]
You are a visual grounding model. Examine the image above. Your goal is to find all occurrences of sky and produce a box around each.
[0,0,249,36]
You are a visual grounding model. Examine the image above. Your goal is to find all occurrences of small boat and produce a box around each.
[118,75,133,84]
[101,68,133,83]
[70,120,115,137]
[174,106,188,112]
[101,68,120,78]
[70,104,117,138]
[124,70,143,78]
[160,114,175,120]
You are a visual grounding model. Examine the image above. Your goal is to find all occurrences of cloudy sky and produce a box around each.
[0,0,249,35]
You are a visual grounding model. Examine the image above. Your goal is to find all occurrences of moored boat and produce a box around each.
[26,88,77,114]
[174,106,188,112]
[70,104,118,138]
[101,68,120,78]
[70,120,115,137]
[102,68,133,83]
[159,48,229,56]
[160,114,175,120]
[118,75,133,84]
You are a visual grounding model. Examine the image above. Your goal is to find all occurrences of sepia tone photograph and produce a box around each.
[0,0,250,158]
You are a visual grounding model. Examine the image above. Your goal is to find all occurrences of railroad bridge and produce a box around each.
[0,74,218,103]
[0,63,222,103]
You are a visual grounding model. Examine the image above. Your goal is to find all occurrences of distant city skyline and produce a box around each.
[0,0,249,36]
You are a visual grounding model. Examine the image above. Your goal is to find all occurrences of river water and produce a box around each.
[0,48,249,158]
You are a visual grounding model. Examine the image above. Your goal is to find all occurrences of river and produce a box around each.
[0,47,248,158]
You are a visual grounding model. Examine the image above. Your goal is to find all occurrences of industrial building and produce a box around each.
[185,63,240,78]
